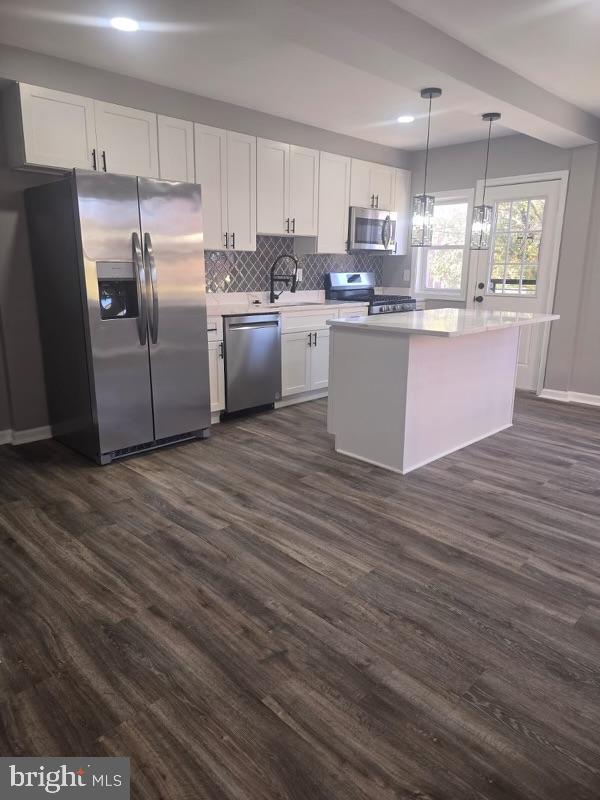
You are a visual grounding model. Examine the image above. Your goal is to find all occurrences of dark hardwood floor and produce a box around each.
[1,393,600,799]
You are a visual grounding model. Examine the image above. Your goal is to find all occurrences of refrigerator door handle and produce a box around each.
[132,232,148,346]
[144,232,159,344]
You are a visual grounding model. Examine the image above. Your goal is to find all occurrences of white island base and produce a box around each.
[327,309,559,475]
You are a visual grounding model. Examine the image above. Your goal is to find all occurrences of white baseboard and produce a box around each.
[538,389,600,407]
[275,389,328,409]
[0,425,53,446]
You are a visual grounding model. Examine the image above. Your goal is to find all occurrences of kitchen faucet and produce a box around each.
[269,254,298,303]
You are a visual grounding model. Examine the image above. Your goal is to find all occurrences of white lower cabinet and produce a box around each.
[282,331,312,396]
[208,339,226,412]
[281,328,331,395]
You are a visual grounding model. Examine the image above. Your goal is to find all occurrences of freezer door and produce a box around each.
[75,170,155,454]
[138,177,210,439]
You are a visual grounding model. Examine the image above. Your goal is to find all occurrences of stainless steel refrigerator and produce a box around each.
[26,170,210,464]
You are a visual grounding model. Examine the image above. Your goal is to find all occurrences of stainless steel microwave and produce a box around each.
[348,206,397,252]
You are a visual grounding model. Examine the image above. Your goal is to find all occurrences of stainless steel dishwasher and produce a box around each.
[223,313,282,413]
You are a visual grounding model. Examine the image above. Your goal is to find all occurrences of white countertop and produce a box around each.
[206,299,369,317]
[329,308,560,337]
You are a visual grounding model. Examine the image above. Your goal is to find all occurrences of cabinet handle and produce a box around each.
[91,148,97,170]
[370,194,375,208]
[219,341,224,359]
[231,232,236,249]
[224,232,229,248]
[101,150,107,172]
[285,218,290,233]
[292,218,296,234]
[313,332,317,346]
[375,195,379,208]
[307,332,312,348]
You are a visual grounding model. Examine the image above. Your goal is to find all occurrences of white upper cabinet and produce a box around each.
[157,115,194,182]
[94,101,159,178]
[257,139,319,236]
[7,83,97,171]
[350,159,396,210]
[225,130,257,252]
[289,145,319,236]
[317,152,351,254]
[393,168,412,255]
[194,125,256,251]
[194,124,228,250]
[257,138,289,235]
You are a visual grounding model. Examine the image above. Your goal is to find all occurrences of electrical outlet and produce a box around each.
[403,269,411,282]
[296,268,303,283]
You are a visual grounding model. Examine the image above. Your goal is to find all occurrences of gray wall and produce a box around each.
[0,44,410,435]
[384,134,600,395]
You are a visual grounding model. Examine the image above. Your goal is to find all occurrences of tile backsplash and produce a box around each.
[205,236,383,293]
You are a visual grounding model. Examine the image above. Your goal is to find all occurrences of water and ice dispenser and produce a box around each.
[96,261,139,320]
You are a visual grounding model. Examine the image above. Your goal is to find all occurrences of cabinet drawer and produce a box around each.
[207,315,223,341]
[281,309,339,333]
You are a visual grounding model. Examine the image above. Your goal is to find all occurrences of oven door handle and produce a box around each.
[382,215,392,250]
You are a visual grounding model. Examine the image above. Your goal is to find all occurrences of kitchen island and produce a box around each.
[327,308,559,474]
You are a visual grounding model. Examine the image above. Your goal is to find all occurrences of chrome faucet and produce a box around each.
[269,254,298,303]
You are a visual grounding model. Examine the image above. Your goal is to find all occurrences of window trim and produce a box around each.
[412,188,474,301]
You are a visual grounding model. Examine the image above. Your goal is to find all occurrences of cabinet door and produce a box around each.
[18,84,97,170]
[317,152,351,254]
[208,340,226,412]
[310,329,330,390]
[257,138,289,235]
[194,123,228,250]
[369,164,396,211]
[393,168,411,255]
[281,331,311,396]
[289,145,319,236]
[226,131,257,251]
[349,159,371,207]
[94,101,159,178]
[157,115,194,182]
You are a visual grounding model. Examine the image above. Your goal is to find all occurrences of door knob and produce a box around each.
[478,282,485,289]
[474,295,484,303]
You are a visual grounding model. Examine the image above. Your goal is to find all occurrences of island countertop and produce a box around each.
[329,308,559,337]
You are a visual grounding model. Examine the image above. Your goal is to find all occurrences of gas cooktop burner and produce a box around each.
[325,272,416,315]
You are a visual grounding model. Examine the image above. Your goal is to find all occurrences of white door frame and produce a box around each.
[468,170,569,395]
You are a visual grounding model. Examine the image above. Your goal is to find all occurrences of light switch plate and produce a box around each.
[296,268,303,282]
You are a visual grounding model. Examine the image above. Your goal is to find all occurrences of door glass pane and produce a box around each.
[487,197,546,296]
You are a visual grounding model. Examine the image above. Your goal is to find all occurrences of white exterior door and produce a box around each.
[94,101,159,178]
[157,115,194,182]
[318,152,351,254]
[470,178,564,391]
[310,329,330,390]
[194,124,228,250]
[226,131,257,251]
[290,145,319,236]
[19,84,97,170]
[257,138,289,235]
[282,332,311,395]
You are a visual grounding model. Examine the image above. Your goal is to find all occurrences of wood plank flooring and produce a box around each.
[1,393,600,799]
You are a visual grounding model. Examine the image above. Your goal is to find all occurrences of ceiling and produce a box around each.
[391,0,600,115]
[0,0,597,151]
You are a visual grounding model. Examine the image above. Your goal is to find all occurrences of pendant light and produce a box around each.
[411,87,442,247]
[471,112,501,250]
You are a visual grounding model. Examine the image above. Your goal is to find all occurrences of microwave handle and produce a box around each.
[382,215,392,249]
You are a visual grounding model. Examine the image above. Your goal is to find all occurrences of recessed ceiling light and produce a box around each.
[110,17,139,32]
[397,115,415,124]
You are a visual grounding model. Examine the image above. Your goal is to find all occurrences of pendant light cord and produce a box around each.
[481,117,492,208]
[423,94,432,196]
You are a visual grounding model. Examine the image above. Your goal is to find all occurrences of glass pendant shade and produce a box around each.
[411,194,435,247]
[470,204,493,250]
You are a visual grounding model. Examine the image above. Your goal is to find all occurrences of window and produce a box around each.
[487,198,546,297]
[413,190,473,300]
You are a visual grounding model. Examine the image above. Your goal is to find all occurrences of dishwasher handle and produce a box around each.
[225,313,280,332]
[227,320,279,331]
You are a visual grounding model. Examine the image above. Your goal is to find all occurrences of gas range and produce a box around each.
[325,272,416,315]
